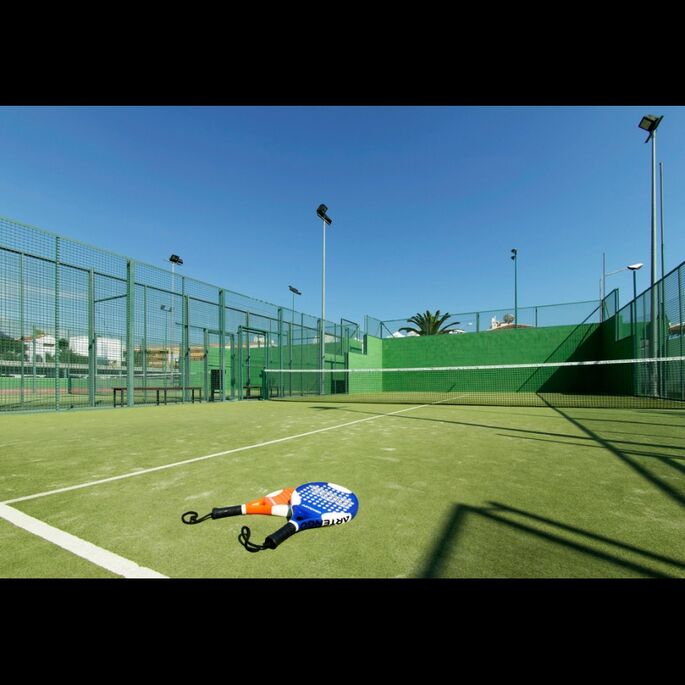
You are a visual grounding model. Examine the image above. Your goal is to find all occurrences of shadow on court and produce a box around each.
[420,501,685,578]
[309,402,685,573]
[308,404,685,487]
[495,432,685,473]
[539,402,685,509]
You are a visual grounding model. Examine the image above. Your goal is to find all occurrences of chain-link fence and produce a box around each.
[0,216,357,412]
[365,299,600,338]
[611,261,685,400]
[3,214,683,412]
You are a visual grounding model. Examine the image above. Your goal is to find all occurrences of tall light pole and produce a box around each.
[601,252,606,320]
[659,161,666,368]
[659,162,665,281]
[627,263,643,305]
[160,304,172,384]
[627,262,644,358]
[169,254,183,300]
[289,284,302,325]
[316,204,332,393]
[604,261,643,297]
[511,249,518,327]
[638,114,663,395]
[168,254,183,386]
[288,285,301,394]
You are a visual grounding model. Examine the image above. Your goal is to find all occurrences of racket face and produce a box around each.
[289,482,359,532]
[243,487,294,516]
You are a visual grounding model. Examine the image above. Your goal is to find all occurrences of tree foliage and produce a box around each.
[0,337,25,361]
[398,310,461,336]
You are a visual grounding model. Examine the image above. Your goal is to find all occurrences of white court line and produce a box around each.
[2,402,432,506]
[0,503,167,578]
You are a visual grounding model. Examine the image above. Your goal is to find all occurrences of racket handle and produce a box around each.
[264,522,297,549]
[211,505,243,519]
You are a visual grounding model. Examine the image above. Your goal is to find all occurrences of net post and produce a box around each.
[260,368,267,399]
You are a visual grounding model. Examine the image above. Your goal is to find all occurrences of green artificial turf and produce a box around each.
[1,400,683,578]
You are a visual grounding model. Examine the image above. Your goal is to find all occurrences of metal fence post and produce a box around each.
[55,236,60,410]
[19,253,24,407]
[679,265,684,400]
[219,289,226,401]
[88,268,96,406]
[182,294,189,401]
[278,307,283,397]
[126,259,135,407]
[142,285,148,394]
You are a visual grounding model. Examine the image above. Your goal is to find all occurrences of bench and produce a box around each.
[113,386,202,407]
[243,384,261,399]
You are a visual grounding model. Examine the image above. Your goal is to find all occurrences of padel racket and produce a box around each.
[239,481,359,552]
[181,486,294,525]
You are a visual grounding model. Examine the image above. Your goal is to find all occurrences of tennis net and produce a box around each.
[262,357,685,408]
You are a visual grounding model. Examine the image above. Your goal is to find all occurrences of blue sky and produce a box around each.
[1,106,683,328]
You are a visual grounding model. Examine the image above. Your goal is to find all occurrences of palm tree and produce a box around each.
[398,310,461,336]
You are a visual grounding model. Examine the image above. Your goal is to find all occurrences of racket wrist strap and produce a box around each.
[181,511,213,525]
[238,526,268,553]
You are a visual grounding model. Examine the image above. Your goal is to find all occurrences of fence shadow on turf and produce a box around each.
[494,432,685,474]
[538,399,685,509]
[465,406,685,431]
[308,404,685,465]
[420,501,685,578]
[497,433,685,475]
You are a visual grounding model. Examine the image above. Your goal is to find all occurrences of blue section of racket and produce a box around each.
[238,481,359,552]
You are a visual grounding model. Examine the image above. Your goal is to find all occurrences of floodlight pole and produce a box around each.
[637,115,662,396]
[322,217,326,393]
[602,252,606,321]
[168,254,183,388]
[288,285,301,393]
[317,205,332,394]
[650,127,658,372]
[603,262,643,326]
[659,162,666,366]
[322,216,326,331]
[632,268,638,304]
[161,305,172,384]
[289,284,302,325]
[511,249,518,327]
[659,162,665,282]
[647,122,659,396]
